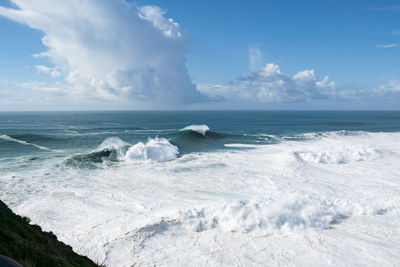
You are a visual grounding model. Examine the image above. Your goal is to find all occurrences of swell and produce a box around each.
[168,127,230,154]
[168,124,269,153]
[61,128,383,169]
[62,125,233,168]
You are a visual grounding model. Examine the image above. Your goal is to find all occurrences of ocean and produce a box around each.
[1,111,399,266]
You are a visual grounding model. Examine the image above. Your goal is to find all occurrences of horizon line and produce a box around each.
[0,109,399,112]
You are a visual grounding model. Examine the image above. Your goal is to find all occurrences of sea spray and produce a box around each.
[124,137,179,162]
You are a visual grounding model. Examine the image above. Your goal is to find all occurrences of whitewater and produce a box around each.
[0,111,399,266]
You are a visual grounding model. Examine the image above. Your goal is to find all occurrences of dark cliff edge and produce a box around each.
[0,200,99,267]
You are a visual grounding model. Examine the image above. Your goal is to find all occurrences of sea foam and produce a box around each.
[3,130,400,266]
[96,136,179,163]
[294,146,385,164]
[0,134,50,151]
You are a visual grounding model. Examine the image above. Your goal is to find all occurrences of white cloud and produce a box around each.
[35,65,61,77]
[0,0,207,105]
[0,1,398,110]
[248,46,263,71]
[375,80,400,94]
[198,63,336,103]
[376,43,398,48]
[137,6,182,38]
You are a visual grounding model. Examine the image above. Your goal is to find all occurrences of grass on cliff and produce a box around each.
[0,200,99,267]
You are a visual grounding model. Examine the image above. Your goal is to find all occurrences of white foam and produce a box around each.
[124,137,179,162]
[224,143,259,148]
[294,146,385,164]
[179,195,400,235]
[180,196,337,233]
[2,131,400,266]
[0,134,50,151]
[92,136,179,163]
[180,124,210,135]
[63,130,79,135]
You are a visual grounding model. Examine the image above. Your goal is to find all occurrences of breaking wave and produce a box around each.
[179,125,210,135]
[61,129,390,168]
[124,138,179,163]
[170,124,233,153]
[62,125,231,168]
[63,137,178,168]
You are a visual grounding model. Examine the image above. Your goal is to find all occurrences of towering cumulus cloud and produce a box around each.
[0,0,207,104]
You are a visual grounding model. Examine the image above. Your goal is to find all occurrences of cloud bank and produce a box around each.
[0,0,207,104]
[198,63,336,103]
[0,0,399,110]
[375,80,400,94]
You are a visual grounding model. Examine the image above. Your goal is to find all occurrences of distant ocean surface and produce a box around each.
[1,111,400,266]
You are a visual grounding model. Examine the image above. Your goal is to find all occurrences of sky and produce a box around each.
[0,0,399,110]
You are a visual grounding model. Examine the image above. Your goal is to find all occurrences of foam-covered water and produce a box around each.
[0,111,399,266]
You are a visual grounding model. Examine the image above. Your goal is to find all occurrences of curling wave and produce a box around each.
[64,137,179,168]
[179,125,210,136]
[170,124,233,153]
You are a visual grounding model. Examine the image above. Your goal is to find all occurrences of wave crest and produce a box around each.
[124,137,179,163]
[179,125,210,135]
[97,137,130,159]
[64,137,179,168]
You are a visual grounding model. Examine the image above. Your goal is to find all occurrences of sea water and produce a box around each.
[0,111,399,266]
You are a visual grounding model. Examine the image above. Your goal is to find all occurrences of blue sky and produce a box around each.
[137,0,400,86]
[0,0,399,110]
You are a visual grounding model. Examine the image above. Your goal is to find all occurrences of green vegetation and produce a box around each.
[0,200,99,267]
